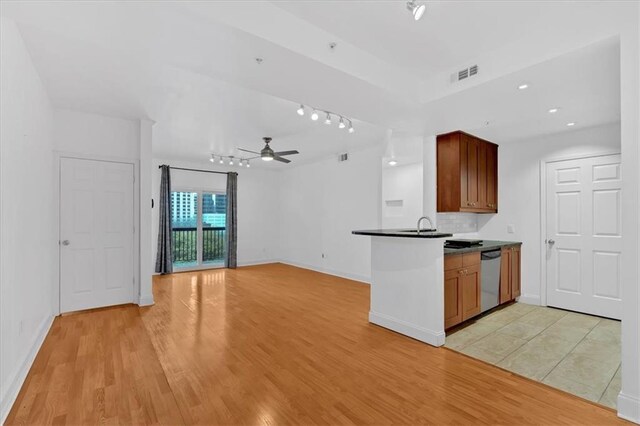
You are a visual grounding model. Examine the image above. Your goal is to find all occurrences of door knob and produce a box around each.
[61,240,70,246]
[547,239,555,245]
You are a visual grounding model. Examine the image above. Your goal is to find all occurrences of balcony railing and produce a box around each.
[172,227,226,266]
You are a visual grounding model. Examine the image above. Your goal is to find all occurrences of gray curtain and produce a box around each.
[155,165,173,274]
[225,172,238,269]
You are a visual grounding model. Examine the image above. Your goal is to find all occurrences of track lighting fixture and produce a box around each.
[295,103,355,133]
[210,153,252,167]
[246,160,250,168]
[406,1,426,21]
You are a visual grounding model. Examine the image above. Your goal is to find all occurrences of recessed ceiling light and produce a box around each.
[567,122,576,126]
[518,83,529,90]
[388,160,398,166]
[297,105,305,116]
[548,107,560,113]
[406,1,426,21]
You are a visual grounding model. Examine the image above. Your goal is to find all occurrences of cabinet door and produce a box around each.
[500,248,512,303]
[464,135,480,208]
[478,141,488,210]
[511,246,521,299]
[486,143,498,211]
[444,269,463,329]
[461,264,481,320]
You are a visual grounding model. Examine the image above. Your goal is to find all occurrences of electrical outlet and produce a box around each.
[321,253,326,259]
[507,224,515,234]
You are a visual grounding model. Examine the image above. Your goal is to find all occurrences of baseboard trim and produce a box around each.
[238,259,280,267]
[0,314,54,424]
[617,392,640,423]
[369,311,445,347]
[278,260,370,284]
[517,294,542,306]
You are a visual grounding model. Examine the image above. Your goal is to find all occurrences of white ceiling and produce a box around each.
[0,1,621,167]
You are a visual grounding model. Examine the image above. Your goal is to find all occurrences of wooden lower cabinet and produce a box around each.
[500,245,521,304]
[444,270,463,329]
[444,253,481,329]
[446,246,521,329]
[461,263,481,320]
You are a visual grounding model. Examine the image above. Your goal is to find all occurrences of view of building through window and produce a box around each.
[171,191,226,268]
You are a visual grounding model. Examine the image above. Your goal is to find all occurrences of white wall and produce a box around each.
[54,109,140,160]
[0,19,55,423]
[381,162,423,229]
[278,147,381,283]
[476,123,621,304]
[151,159,282,268]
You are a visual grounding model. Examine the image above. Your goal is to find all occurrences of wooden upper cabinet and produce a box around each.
[437,131,498,213]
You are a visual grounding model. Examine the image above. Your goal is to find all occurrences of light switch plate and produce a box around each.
[507,224,515,234]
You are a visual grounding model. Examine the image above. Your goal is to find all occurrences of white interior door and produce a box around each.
[545,154,622,319]
[60,158,134,313]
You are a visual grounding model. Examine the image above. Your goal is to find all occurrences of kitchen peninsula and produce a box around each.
[353,229,522,347]
[352,229,452,346]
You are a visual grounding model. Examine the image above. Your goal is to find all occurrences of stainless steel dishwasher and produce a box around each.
[481,250,501,313]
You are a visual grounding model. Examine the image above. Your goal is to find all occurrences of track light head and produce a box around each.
[348,122,355,133]
[311,110,319,121]
[246,160,251,168]
[407,1,426,21]
[297,105,305,116]
[209,154,215,163]
[338,117,346,129]
[324,113,332,125]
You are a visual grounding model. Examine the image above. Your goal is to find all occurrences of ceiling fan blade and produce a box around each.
[273,156,291,164]
[274,150,299,156]
[238,148,260,154]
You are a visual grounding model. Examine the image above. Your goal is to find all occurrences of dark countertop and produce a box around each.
[352,229,453,239]
[444,240,522,255]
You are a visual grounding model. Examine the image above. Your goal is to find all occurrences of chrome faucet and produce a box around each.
[416,216,434,234]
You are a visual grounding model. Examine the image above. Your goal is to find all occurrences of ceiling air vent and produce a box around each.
[451,64,479,83]
[338,153,349,162]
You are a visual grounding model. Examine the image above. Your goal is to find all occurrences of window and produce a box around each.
[171,190,226,270]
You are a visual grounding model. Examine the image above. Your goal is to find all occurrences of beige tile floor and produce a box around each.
[445,303,621,409]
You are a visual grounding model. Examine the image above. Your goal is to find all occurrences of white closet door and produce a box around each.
[60,158,134,313]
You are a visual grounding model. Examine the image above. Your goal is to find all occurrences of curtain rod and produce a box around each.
[159,165,237,176]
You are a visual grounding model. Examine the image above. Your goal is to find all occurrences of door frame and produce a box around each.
[170,187,227,273]
[539,151,621,308]
[54,152,139,316]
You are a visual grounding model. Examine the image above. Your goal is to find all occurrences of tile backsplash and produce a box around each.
[437,213,478,234]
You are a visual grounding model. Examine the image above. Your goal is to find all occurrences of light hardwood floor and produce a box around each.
[6,264,626,425]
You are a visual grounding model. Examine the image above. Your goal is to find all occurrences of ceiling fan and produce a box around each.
[238,137,299,164]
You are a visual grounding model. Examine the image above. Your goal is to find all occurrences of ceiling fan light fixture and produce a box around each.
[407,1,426,21]
[311,110,319,121]
[325,113,332,125]
[297,104,305,116]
